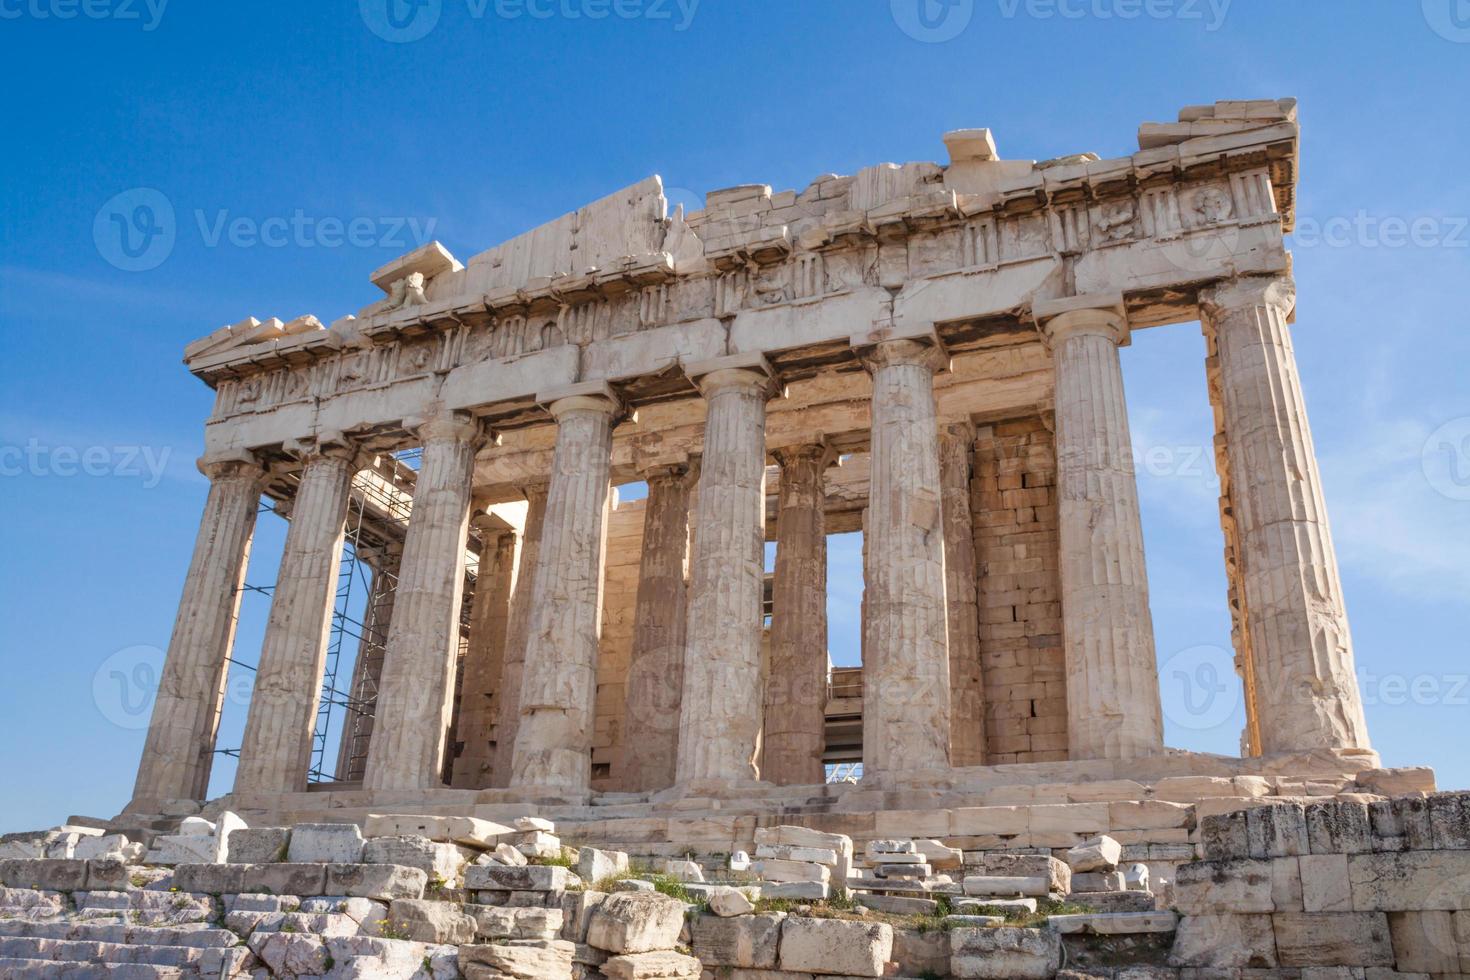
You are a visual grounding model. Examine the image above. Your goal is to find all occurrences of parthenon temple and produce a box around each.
[125,99,1401,844]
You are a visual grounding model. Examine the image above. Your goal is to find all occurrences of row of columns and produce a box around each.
[129,275,1371,809]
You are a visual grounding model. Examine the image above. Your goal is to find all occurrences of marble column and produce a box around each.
[334,547,400,781]
[621,464,693,793]
[1200,276,1370,754]
[510,393,620,793]
[763,443,832,786]
[363,415,486,792]
[675,366,775,787]
[940,421,986,767]
[131,454,265,807]
[491,483,548,788]
[1040,304,1164,761]
[862,339,952,777]
[235,440,361,795]
[450,512,519,789]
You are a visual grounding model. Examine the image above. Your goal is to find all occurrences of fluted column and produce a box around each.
[334,547,400,782]
[491,483,548,788]
[510,393,620,793]
[862,339,952,777]
[763,443,833,786]
[235,440,361,795]
[363,415,486,792]
[1041,304,1164,761]
[1200,276,1370,754]
[675,366,776,787]
[621,463,694,793]
[451,512,519,789]
[940,420,986,767]
[131,454,265,807]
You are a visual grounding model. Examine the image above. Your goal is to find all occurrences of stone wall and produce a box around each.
[1171,793,1470,973]
[971,416,1067,764]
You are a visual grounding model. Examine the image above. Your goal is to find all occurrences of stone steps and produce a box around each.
[0,936,251,975]
[0,920,242,949]
[0,957,188,979]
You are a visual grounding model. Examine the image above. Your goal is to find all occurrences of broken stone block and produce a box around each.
[914,839,964,871]
[146,833,220,865]
[227,827,290,864]
[663,858,704,882]
[1071,871,1125,893]
[753,858,827,884]
[364,813,515,847]
[1167,913,1278,968]
[1427,792,1470,850]
[559,890,607,943]
[866,839,918,856]
[514,831,563,860]
[602,949,702,980]
[364,835,472,882]
[249,931,329,975]
[691,904,781,965]
[1272,911,1394,967]
[981,852,1072,892]
[514,816,555,833]
[326,862,427,901]
[577,847,629,884]
[1047,911,1178,934]
[855,892,939,915]
[1067,835,1123,872]
[287,823,365,863]
[1069,890,1157,913]
[1200,809,1252,860]
[1124,864,1150,892]
[955,897,1037,915]
[706,885,755,917]
[1173,859,1275,914]
[469,904,564,941]
[178,816,216,836]
[755,843,839,865]
[241,863,328,897]
[949,925,1060,979]
[614,878,654,893]
[761,880,829,901]
[753,825,850,852]
[586,891,689,954]
[0,858,88,891]
[388,897,477,944]
[780,916,894,977]
[962,874,1048,897]
[461,939,575,978]
[466,863,570,892]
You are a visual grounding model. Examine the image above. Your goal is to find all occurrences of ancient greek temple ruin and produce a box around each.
[127,98,1386,835]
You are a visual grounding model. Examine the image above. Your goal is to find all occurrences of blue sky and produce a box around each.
[1,1,1467,833]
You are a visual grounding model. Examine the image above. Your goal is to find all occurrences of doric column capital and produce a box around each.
[772,441,839,471]
[1200,274,1297,320]
[937,418,978,463]
[196,450,267,483]
[860,338,948,375]
[406,411,494,448]
[639,460,695,486]
[1038,304,1130,347]
[685,353,783,400]
[284,432,372,471]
